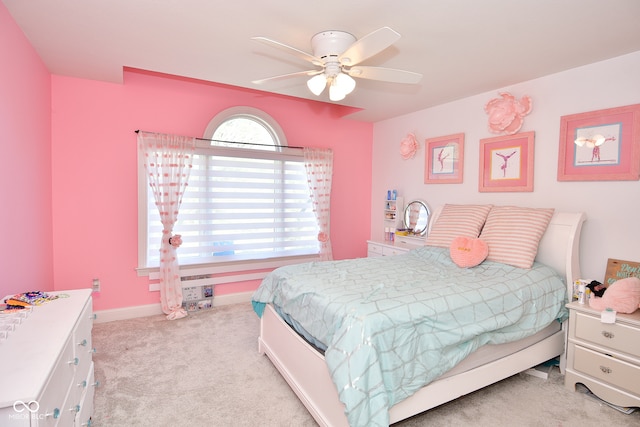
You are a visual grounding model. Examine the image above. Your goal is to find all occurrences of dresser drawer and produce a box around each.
[382,246,408,256]
[37,336,75,426]
[73,298,94,393]
[367,242,384,257]
[573,345,640,396]
[75,362,95,427]
[574,311,640,356]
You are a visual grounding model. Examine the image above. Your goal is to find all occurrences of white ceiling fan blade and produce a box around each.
[347,66,422,84]
[251,36,323,65]
[339,27,401,66]
[252,70,323,85]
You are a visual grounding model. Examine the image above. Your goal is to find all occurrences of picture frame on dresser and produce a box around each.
[424,133,464,184]
[479,131,534,192]
[557,104,640,182]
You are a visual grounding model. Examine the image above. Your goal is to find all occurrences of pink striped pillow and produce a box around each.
[479,206,555,269]
[425,204,493,248]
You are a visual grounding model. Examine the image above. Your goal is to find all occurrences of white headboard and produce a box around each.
[536,212,586,289]
[428,206,586,299]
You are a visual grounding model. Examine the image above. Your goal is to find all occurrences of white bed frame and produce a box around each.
[257,208,586,426]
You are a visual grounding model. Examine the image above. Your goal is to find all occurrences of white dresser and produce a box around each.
[367,240,422,257]
[0,289,96,426]
[564,301,640,408]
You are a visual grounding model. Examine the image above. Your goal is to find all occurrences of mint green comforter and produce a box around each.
[252,246,568,427]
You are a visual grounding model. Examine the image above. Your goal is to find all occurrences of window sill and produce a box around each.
[136,254,321,278]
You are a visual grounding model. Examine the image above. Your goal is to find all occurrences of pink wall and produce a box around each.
[0,3,53,298]
[51,69,373,311]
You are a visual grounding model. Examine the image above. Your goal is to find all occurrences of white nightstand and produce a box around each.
[564,301,640,409]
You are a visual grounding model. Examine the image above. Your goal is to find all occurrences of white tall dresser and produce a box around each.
[0,289,95,426]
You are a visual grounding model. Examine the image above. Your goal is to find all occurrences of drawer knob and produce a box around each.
[89,347,97,354]
[79,339,88,347]
[601,330,615,339]
[93,380,101,388]
[68,357,79,366]
[82,418,93,427]
[79,380,87,388]
[46,408,61,419]
[69,404,81,413]
[599,365,612,374]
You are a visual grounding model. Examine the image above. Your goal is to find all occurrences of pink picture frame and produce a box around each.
[557,104,640,181]
[424,133,464,184]
[479,131,534,192]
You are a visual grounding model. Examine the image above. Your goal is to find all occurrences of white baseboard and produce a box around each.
[94,291,254,323]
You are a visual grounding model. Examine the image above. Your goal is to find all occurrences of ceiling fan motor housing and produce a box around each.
[311,30,356,61]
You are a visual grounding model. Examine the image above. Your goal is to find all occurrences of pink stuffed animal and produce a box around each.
[588,277,640,313]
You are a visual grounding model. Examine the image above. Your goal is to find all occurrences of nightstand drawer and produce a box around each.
[574,345,640,396]
[574,311,640,356]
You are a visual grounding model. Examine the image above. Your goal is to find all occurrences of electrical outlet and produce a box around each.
[92,278,101,293]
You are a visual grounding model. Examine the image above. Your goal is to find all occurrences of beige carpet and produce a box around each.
[92,302,639,427]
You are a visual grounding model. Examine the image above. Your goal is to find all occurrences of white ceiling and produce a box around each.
[4,0,640,122]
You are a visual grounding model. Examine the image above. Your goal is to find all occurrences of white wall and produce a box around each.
[372,51,640,283]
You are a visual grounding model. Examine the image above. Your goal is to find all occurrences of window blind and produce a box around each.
[145,146,319,267]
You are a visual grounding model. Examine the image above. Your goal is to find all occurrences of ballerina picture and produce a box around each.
[573,124,620,167]
[491,149,520,180]
[424,133,464,184]
[433,146,454,173]
[558,104,640,182]
[479,131,534,192]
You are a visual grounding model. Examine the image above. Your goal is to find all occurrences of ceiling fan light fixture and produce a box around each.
[335,72,356,95]
[328,73,356,101]
[307,74,327,96]
[329,83,346,101]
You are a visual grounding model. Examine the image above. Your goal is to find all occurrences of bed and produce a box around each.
[252,204,586,426]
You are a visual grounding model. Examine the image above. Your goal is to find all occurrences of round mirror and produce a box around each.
[403,200,430,236]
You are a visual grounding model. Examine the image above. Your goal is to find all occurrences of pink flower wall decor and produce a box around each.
[400,133,419,159]
[485,92,532,135]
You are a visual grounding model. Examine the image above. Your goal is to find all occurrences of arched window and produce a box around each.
[138,107,319,272]
[203,106,287,150]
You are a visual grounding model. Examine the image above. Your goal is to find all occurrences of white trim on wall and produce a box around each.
[94,291,254,323]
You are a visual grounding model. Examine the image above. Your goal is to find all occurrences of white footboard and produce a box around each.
[259,303,349,426]
[259,303,565,426]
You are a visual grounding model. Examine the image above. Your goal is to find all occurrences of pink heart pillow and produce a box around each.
[450,236,489,268]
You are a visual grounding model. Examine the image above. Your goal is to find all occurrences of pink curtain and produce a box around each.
[138,131,195,320]
[303,148,333,261]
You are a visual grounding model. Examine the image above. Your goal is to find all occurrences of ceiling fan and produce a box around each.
[251,27,422,102]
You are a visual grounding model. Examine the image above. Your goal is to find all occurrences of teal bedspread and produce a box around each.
[252,246,568,427]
